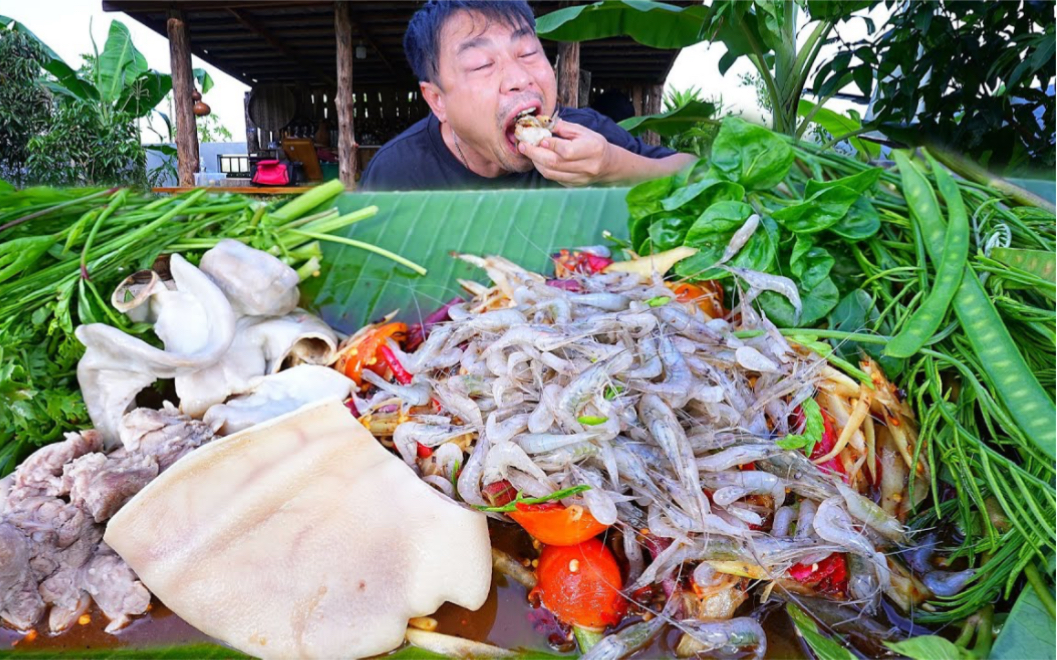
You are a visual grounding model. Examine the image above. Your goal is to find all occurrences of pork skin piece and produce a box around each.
[105,398,493,660]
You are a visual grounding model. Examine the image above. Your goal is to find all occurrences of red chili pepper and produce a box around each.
[379,344,413,385]
[482,479,518,507]
[416,443,433,458]
[788,553,848,596]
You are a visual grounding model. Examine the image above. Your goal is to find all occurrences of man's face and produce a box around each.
[425,10,556,173]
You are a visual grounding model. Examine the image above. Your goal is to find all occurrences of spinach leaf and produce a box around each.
[647,215,696,251]
[709,117,794,191]
[772,186,860,233]
[790,237,835,290]
[626,175,673,221]
[805,167,883,196]
[677,202,777,280]
[829,197,881,240]
[685,201,755,242]
[761,275,838,326]
[661,179,744,213]
[630,213,655,253]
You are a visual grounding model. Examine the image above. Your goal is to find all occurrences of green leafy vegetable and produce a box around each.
[709,117,794,190]
[777,398,824,454]
[884,636,972,660]
[786,603,857,660]
[771,185,860,233]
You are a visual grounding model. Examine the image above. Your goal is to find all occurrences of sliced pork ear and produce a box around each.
[75,254,237,446]
[201,365,354,435]
[199,238,300,317]
[104,398,492,660]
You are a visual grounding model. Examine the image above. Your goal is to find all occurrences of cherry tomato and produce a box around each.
[509,501,610,546]
[532,538,626,630]
[669,280,726,318]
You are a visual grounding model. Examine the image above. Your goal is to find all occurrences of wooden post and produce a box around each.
[578,68,592,108]
[334,1,358,188]
[244,90,259,153]
[557,42,580,109]
[631,84,644,117]
[644,83,664,146]
[166,9,199,186]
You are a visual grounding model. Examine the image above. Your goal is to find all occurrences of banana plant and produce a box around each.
[536,0,877,140]
[1,16,211,121]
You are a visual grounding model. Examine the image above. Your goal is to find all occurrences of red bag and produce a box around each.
[251,159,290,186]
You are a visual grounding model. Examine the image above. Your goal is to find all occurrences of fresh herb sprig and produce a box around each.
[475,485,591,513]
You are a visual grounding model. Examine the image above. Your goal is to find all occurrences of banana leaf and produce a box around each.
[534,1,713,48]
[304,187,631,331]
[619,100,718,137]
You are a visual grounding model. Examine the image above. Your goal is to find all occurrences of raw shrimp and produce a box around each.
[696,444,782,472]
[675,617,767,660]
[639,394,709,520]
[393,422,469,465]
[581,615,667,660]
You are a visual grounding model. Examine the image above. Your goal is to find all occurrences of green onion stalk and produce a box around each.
[0,181,424,475]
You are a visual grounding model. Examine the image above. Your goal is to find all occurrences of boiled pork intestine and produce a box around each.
[76,239,347,446]
[0,405,216,633]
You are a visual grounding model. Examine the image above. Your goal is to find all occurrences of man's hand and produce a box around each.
[518,119,697,187]
[517,119,613,186]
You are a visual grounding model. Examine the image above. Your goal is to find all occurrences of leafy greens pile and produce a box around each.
[626,118,1056,626]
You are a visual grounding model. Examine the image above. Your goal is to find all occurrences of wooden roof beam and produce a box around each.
[227,7,336,86]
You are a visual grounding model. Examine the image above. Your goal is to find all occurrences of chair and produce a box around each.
[281,137,323,182]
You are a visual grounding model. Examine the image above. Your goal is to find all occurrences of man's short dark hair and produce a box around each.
[404,1,536,84]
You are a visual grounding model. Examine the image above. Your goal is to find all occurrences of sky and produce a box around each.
[1,0,891,142]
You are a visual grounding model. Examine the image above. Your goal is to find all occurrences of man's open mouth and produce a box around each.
[504,102,542,151]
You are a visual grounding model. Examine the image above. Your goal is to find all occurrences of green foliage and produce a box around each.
[0,16,212,187]
[709,117,794,190]
[822,1,1055,174]
[885,636,973,660]
[777,398,823,453]
[786,603,857,660]
[26,101,146,187]
[618,87,723,157]
[537,1,874,137]
[0,21,50,184]
[197,113,234,143]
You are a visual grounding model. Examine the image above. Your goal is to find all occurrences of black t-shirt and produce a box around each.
[359,107,676,191]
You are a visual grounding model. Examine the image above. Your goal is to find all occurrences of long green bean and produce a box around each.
[886,154,969,358]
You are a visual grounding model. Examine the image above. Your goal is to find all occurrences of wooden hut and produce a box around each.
[103,1,687,188]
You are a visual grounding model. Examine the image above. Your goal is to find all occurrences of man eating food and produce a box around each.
[360,0,696,190]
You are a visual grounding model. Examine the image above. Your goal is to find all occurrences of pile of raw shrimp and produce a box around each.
[351,251,929,658]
